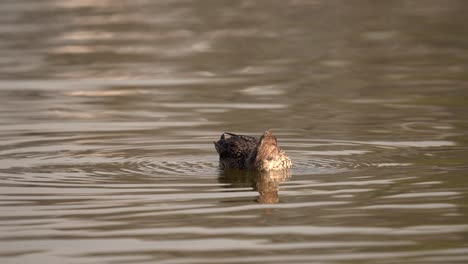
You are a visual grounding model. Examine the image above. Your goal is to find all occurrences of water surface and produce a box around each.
[1,1,468,263]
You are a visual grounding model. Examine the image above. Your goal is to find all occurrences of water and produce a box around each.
[1,1,468,263]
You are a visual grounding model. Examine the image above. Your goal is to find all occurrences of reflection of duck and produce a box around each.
[219,169,290,204]
[214,131,292,171]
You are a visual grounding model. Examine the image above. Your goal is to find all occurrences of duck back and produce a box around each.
[214,133,258,169]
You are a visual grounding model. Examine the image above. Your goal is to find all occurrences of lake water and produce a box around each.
[1,1,468,263]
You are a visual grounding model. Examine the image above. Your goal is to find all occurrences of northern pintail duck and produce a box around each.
[214,131,292,171]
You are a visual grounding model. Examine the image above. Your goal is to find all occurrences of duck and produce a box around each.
[214,131,292,171]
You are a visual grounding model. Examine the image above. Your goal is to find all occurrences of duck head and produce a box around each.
[255,131,280,170]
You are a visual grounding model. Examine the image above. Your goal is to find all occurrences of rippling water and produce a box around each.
[1,1,468,263]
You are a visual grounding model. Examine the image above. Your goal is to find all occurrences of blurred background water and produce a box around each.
[1,0,468,263]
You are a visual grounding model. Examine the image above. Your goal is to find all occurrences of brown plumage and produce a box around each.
[214,131,292,171]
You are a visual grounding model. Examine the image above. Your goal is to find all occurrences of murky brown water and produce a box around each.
[1,1,468,263]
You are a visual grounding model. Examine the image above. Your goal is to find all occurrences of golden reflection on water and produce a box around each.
[219,169,291,204]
